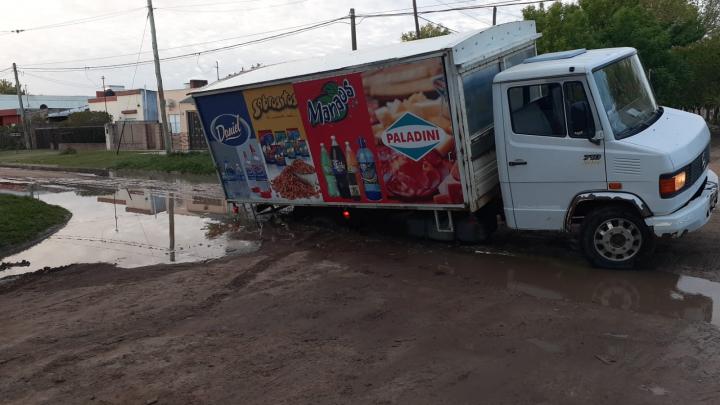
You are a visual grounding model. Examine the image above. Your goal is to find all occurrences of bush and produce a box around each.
[59,147,78,155]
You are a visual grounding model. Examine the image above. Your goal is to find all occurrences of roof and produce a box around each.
[494,47,637,83]
[193,21,538,96]
[0,94,89,110]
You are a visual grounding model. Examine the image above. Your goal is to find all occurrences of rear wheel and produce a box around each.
[580,206,655,269]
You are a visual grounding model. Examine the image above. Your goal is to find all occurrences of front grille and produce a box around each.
[687,144,711,186]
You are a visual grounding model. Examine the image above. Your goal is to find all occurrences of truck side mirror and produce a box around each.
[570,101,591,136]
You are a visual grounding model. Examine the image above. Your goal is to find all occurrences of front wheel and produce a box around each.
[580,206,655,269]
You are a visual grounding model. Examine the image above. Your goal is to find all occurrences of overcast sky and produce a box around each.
[0,0,531,96]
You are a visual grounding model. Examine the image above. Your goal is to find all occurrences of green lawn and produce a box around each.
[0,150,215,175]
[0,194,71,254]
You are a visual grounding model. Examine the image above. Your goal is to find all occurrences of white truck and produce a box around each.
[191,21,717,268]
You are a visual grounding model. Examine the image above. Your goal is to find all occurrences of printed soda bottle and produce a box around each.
[357,137,382,201]
[250,144,270,198]
[223,160,234,181]
[243,151,258,193]
[233,162,250,198]
[330,135,351,199]
[345,141,361,201]
[319,142,340,197]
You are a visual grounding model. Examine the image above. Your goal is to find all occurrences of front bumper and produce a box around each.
[645,169,719,237]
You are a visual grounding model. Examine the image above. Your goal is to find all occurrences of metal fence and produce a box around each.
[0,132,24,150]
[34,126,106,149]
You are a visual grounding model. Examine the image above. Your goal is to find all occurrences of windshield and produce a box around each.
[593,54,660,139]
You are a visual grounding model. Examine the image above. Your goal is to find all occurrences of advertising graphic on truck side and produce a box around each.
[195,56,465,207]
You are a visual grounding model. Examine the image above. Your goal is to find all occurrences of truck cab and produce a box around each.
[492,47,718,268]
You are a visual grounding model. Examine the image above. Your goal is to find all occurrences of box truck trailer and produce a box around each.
[191,21,717,268]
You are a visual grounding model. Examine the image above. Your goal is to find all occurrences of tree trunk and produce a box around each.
[713,106,719,125]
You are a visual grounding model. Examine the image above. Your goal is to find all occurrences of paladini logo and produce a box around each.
[381,112,448,161]
[307,79,356,126]
[209,114,251,146]
[251,90,297,119]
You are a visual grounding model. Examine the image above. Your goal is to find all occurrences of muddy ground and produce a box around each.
[3,138,720,404]
[2,222,720,404]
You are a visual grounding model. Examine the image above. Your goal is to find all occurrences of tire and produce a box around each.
[580,206,655,269]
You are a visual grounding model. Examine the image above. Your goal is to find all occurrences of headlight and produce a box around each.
[659,169,688,198]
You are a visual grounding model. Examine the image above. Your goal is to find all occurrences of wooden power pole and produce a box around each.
[147,0,172,154]
[350,8,357,50]
[12,63,31,149]
[412,0,421,39]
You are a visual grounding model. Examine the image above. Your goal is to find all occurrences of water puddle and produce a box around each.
[0,181,260,278]
[475,253,720,326]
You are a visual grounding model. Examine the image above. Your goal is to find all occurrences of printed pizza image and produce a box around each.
[362,58,462,204]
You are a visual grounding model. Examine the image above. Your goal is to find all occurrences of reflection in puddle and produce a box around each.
[497,257,720,326]
[0,182,260,278]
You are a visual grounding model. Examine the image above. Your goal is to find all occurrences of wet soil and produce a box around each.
[2,224,720,404]
[3,136,720,404]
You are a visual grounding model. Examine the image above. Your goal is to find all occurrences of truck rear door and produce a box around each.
[501,79,606,230]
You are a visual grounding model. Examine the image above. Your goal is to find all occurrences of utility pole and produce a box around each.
[412,0,421,39]
[215,61,220,81]
[12,63,31,149]
[350,8,357,51]
[101,75,109,117]
[147,0,172,155]
[492,6,497,26]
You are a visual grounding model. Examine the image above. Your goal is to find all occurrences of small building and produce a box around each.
[165,79,208,151]
[88,86,159,122]
[0,94,89,126]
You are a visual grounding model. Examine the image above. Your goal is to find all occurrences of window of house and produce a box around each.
[169,114,181,134]
[508,83,567,137]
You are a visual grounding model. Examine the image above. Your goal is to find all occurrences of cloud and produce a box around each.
[0,0,528,95]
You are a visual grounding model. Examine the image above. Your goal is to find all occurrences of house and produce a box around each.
[165,79,208,151]
[88,86,159,122]
[0,94,88,126]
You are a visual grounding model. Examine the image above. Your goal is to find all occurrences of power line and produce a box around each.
[0,7,145,35]
[155,0,275,8]
[358,0,547,18]
[19,18,347,67]
[21,71,98,90]
[156,0,307,13]
[433,0,487,24]
[19,17,347,72]
[418,16,458,33]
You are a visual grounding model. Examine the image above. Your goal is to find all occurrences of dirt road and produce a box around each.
[3,137,720,404]
[2,222,720,404]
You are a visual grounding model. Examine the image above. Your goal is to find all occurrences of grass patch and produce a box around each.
[0,195,71,254]
[0,150,215,175]
[112,152,215,174]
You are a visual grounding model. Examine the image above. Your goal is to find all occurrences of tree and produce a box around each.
[522,0,712,108]
[62,111,112,126]
[401,23,451,41]
[0,79,24,95]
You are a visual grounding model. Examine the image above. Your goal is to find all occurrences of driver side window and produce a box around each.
[508,81,596,139]
[508,83,567,137]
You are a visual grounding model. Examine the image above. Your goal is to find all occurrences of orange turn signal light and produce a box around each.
[659,171,687,197]
[608,182,622,190]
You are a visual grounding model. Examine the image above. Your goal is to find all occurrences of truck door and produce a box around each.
[502,79,605,230]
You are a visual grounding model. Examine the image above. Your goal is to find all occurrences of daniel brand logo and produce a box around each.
[382,112,448,161]
[209,114,251,146]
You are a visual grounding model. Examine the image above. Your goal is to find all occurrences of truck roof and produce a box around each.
[493,47,636,83]
[192,21,539,96]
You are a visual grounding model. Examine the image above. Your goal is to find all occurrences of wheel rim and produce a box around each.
[593,218,642,262]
